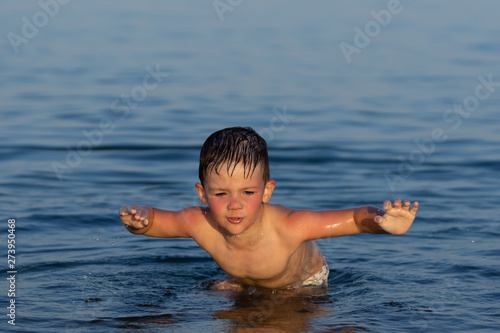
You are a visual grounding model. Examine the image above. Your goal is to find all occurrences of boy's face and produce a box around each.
[196,163,275,236]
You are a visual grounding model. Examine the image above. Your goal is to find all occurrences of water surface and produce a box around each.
[1,1,499,332]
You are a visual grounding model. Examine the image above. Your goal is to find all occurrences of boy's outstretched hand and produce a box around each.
[119,205,151,230]
[374,199,419,235]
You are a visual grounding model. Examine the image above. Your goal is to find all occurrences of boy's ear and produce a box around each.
[262,179,276,203]
[195,182,208,205]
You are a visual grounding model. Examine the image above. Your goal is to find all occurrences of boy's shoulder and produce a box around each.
[264,204,323,231]
[177,206,217,236]
[265,203,293,215]
[263,204,315,244]
[265,203,317,219]
[264,203,299,227]
[179,206,209,221]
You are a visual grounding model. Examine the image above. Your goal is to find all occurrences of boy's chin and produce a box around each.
[222,227,245,237]
[221,222,251,236]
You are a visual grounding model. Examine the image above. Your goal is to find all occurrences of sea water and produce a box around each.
[1,1,499,332]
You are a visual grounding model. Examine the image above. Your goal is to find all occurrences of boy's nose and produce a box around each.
[228,196,243,210]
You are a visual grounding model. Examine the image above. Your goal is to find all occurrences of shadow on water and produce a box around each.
[210,287,333,332]
[105,284,369,333]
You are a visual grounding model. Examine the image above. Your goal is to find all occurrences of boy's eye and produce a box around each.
[244,191,255,195]
[215,193,226,197]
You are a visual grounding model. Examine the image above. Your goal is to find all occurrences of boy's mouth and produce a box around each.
[227,217,243,224]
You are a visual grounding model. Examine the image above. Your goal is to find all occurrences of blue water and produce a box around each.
[1,1,500,332]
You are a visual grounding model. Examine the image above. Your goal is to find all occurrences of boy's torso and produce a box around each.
[214,239,324,289]
[188,204,325,289]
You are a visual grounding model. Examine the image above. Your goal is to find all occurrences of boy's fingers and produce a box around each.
[410,201,419,215]
[121,208,130,216]
[119,206,151,228]
[383,200,392,210]
[137,218,149,228]
[135,207,147,220]
[119,206,131,215]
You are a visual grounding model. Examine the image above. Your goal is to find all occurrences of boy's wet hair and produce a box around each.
[199,127,270,185]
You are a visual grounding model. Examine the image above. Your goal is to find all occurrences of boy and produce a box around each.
[120,127,418,290]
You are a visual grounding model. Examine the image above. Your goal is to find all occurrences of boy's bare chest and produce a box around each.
[212,241,293,281]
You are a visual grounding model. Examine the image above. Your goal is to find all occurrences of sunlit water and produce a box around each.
[1,1,499,332]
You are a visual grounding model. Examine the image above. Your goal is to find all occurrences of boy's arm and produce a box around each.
[119,205,199,238]
[289,199,418,241]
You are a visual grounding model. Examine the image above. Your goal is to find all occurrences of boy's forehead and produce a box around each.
[205,162,262,182]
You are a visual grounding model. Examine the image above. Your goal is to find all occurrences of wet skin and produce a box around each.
[120,162,419,289]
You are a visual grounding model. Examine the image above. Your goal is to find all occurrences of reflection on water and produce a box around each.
[212,287,333,332]
[112,286,336,332]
